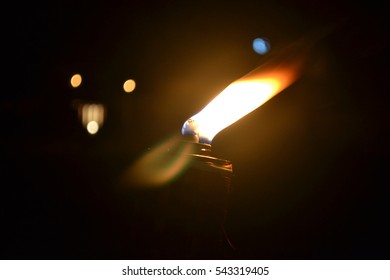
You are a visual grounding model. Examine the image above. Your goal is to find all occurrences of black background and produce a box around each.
[1,0,389,259]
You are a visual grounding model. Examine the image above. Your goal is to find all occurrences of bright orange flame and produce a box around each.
[182,55,303,143]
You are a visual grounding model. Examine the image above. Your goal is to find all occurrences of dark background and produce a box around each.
[1,0,389,259]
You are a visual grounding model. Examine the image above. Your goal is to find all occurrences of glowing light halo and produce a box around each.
[123,136,195,187]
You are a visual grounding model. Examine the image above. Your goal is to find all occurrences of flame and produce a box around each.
[182,55,303,143]
[180,23,340,144]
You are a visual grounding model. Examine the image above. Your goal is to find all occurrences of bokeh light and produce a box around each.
[86,121,99,134]
[252,38,270,55]
[123,79,136,93]
[70,74,82,88]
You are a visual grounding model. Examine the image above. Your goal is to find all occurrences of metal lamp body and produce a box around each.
[159,141,234,259]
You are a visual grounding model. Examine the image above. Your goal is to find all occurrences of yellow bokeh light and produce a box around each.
[123,79,136,93]
[70,74,82,88]
[86,121,99,134]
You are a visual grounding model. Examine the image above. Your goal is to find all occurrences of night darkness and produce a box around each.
[2,0,389,260]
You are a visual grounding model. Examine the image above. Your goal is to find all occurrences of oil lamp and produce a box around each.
[153,39,312,259]
[126,37,315,259]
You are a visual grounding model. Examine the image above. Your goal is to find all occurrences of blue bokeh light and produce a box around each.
[252,38,270,55]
